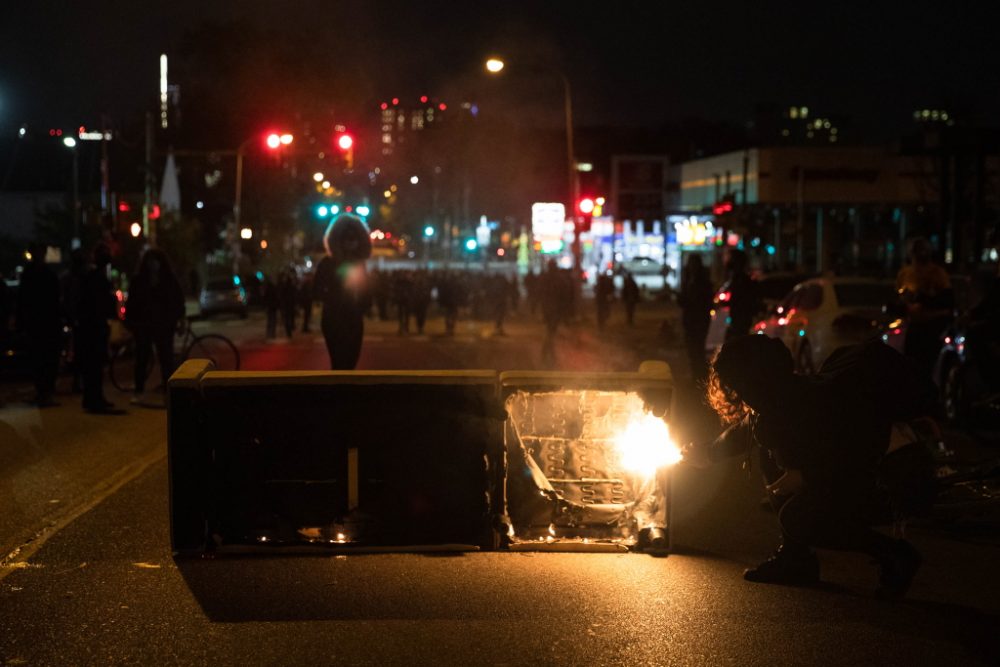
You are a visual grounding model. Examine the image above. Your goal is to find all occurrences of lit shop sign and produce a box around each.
[673,216,715,247]
[78,131,113,141]
[532,202,566,254]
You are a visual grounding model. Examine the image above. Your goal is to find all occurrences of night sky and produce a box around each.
[2,1,997,137]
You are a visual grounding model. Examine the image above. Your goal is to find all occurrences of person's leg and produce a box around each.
[155,329,175,389]
[778,484,921,597]
[134,333,151,395]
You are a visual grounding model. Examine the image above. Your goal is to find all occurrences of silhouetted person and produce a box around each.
[371,269,391,321]
[896,237,952,379]
[524,270,540,316]
[278,268,298,338]
[392,271,413,335]
[76,243,122,413]
[437,271,462,336]
[539,260,570,364]
[16,244,62,407]
[125,248,185,406]
[299,272,314,333]
[690,335,934,598]
[595,272,615,330]
[488,273,510,335]
[262,275,279,339]
[621,272,640,326]
[678,253,715,381]
[723,248,757,340]
[60,249,88,393]
[315,214,372,370]
[411,270,432,335]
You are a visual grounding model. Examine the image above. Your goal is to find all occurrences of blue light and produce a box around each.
[751,237,761,248]
[233,275,241,286]
[356,205,371,217]
[465,239,478,251]
[329,204,340,216]
[255,271,264,281]
[798,329,806,337]
[424,225,435,237]
[766,244,776,256]
[317,205,329,218]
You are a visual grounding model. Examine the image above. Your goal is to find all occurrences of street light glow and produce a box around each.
[279,133,293,145]
[130,222,142,238]
[63,137,77,148]
[317,205,329,217]
[423,225,435,237]
[356,205,370,217]
[313,172,324,182]
[240,227,253,239]
[321,180,331,189]
[485,58,505,73]
[410,175,419,185]
[329,204,340,216]
[266,133,281,149]
[337,134,353,150]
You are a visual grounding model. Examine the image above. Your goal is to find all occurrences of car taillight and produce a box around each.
[716,291,731,303]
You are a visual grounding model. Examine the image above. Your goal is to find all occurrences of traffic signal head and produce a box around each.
[578,198,595,215]
[266,133,281,149]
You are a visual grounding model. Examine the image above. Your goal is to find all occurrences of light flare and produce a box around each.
[614,412,682,477]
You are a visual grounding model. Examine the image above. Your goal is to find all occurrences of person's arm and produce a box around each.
[684,417,753,468]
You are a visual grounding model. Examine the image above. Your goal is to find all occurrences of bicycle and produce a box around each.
[109,317,240,392]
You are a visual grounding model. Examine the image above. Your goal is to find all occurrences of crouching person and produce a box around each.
[686,335,935,599]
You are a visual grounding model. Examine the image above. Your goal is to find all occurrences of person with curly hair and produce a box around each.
[313,214,372,370]
[689,334,933,598]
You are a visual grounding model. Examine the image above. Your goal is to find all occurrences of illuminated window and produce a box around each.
[800,106,809,118]
[789,107,799,119]
[382,133,392,144]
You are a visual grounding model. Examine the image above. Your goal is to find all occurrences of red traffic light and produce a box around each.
[578,198,595,215]
[337,134,354,151]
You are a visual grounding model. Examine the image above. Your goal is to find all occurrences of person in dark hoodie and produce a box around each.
[125,247,185,406]
[76,242,122,414]
[314,214,372,370]
[16,244,62,407]
[687,334,934,598]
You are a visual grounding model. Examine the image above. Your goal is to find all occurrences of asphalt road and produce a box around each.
[2,304,999,666]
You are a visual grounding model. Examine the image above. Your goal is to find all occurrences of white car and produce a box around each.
[753,277,895,373]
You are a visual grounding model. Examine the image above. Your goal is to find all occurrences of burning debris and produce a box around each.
[504,390,680,550]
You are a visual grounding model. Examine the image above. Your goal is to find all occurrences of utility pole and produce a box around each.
[143,111,155,244]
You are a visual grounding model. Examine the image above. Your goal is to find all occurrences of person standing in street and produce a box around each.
[411,269,432,335]
[299,272,315,334]
[678,253,715,381]
[896,237,953,380]
[76,242,122,414]
[124,248,185,406]
[621,271,640,326]
[262,275,278,340]
[16,244,62,407]
[315,214,372,370]
[723,248,758,341]
[594,271,615,331]
[539,260,570,365]
[278,267,298,338]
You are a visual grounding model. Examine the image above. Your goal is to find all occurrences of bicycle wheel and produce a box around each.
[184,334,240,371]
[109,340,156,392]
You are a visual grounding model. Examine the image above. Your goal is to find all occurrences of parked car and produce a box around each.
[753,276,895,373]
[704,272,812,352]
[199,276,248,318]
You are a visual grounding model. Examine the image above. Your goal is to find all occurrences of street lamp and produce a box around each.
[63,136,80,246]
[485,56,579,280]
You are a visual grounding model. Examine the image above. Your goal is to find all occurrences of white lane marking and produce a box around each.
[0,446,166,581]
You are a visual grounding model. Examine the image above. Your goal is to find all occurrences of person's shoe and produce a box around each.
[875,539,922,600]
[744,545,820,586]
